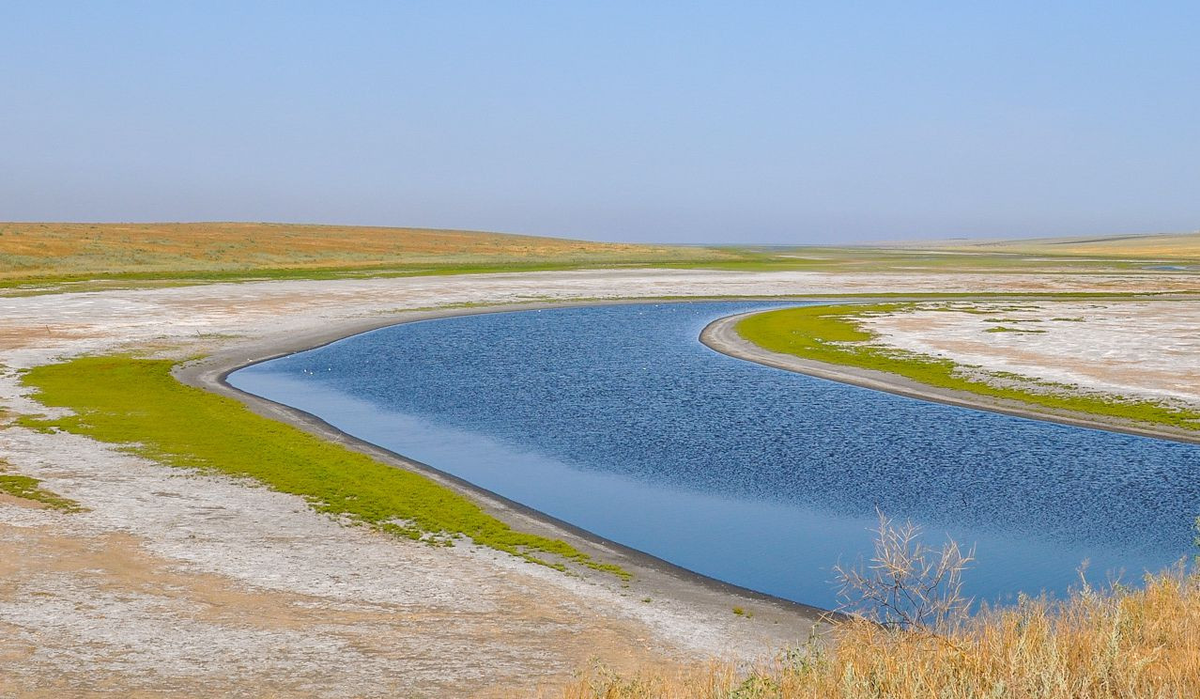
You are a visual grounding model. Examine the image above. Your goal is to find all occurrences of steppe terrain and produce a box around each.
[915,230,1200,259]
[1,224,1198,696]
[0,222,728,282]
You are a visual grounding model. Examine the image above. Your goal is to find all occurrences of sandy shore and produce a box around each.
[701,309,1200,446]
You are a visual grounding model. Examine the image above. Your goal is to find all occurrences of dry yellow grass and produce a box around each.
[929,231,1200,260]
[0,221,725,280]
[559,567,1200,698]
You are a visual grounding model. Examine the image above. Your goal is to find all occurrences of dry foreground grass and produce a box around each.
[1,224,1199,696]
[563,568,1200,698]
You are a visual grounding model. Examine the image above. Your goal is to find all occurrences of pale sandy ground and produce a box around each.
[859,300,1200,407]
[1,267,1197,697]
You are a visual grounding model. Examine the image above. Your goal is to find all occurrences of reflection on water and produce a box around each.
[230,302,1200,608]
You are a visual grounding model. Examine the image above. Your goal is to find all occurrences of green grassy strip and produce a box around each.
[6,245,1193,297]
[736,304,1200,432]
[2,257,790,296]
[18,356,628,577]
[0,461,82,512]
[985,326,1046,333]
[0,260,651,292]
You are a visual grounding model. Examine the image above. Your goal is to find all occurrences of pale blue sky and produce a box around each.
[2,2,1198,243]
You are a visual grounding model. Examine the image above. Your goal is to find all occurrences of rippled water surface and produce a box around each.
[230,302,1200,608]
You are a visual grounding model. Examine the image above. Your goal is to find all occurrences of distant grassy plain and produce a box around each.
[0,222,731,287]
[2,222,1196,294]
[923,230,1200,259]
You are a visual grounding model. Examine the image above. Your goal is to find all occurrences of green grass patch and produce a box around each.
[984,326,1046,333]
[0,462,82,512]
[18,356,627,577]
[0,261,642,295]
[736,304,1200,432]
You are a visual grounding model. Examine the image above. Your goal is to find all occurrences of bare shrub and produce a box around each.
[832,509,975,632]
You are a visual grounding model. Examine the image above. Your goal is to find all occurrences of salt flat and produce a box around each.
[860,300,1200,407]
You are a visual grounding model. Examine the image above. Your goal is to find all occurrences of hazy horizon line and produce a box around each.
[5,219,1196,249]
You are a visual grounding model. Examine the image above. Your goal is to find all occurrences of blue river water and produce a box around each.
[229,302,1200,609]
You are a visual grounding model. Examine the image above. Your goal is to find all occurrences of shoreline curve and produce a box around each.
[700,309,1200,447]
[173,298,845,646]
[168,294,1197,650]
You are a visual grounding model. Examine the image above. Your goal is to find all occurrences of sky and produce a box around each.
[2,2,1198,244]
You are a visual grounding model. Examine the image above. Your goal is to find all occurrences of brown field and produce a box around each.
[0,221,728,280]
[912,230,1200,259]
[4,223,1196,291]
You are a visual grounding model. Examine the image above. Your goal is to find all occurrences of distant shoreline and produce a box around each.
[700,310,1200,446]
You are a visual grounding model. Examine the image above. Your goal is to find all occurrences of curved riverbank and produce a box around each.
[701,310,1200,446]
[174,299,836,650]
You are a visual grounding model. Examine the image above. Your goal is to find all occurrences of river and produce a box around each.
[229,302,1200,609]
